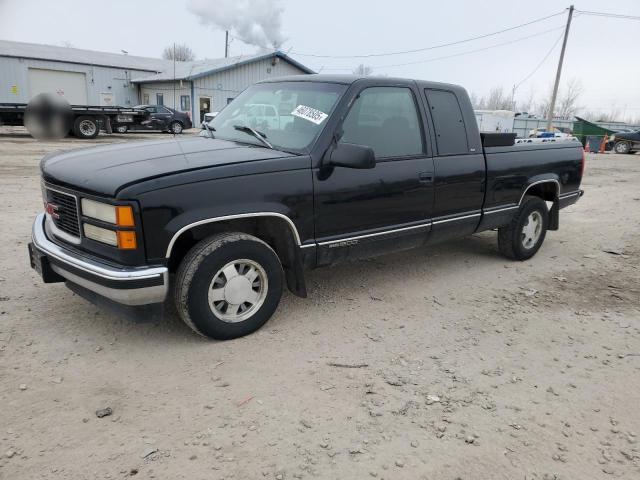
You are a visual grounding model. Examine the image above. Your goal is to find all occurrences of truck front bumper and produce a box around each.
[28,213,168,306]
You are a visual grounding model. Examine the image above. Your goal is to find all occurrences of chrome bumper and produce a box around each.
[30,213,168,306]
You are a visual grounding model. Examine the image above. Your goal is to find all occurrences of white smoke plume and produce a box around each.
[187,0,286,50]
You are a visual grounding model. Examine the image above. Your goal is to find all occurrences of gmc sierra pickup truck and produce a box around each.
[29,75,585,340]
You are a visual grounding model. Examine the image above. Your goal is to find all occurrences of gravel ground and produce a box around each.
[1,127,639,480]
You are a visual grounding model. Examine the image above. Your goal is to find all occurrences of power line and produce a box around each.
[317,25,566,71]
[514,30,565,90]
[574,10,640,21]
[288,10,566,59]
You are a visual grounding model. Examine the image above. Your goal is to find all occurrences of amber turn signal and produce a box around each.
[117,230,137,250]
[116,206,135,227]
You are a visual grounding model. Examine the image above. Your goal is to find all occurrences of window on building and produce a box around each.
[340,87,424,159]
[180,95,190,112]
[143,93,149,104]
[156,93,163,106]
[425,89,468,156]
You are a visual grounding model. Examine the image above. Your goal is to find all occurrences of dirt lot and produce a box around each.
[1,127,639,480]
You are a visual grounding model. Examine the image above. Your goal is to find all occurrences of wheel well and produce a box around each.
[167,217,306,297]
[522,181,558,203]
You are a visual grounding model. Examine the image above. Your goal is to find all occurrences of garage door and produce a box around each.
[28,68,88,105]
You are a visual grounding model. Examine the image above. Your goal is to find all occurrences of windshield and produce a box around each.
[206,81,347,153]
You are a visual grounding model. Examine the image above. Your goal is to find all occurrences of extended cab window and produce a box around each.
[340,87,423,159]
[425,89,468,156]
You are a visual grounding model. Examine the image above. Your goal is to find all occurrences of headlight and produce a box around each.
[81,198,137,249]
[81,198,135,226]
[83,223,117,246]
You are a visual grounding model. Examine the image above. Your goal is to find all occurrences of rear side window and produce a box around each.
[425,89,468,156]
[340,87,424,159]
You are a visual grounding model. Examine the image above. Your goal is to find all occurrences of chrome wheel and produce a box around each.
[79,119,97,136]
[614,142,630,154]
[521,211,543,249]
[208,259,268,323]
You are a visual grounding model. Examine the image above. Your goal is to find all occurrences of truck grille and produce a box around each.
[45,187,81,238]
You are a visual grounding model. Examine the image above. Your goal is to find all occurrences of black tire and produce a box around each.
[169,121,183,134]
[73,116,99,139]
[498,195,549,261]
[174,232,283,340]
[613,141,631,154]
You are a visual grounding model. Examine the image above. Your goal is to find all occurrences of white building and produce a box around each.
[132,52,313,126]
[0,39,313,126]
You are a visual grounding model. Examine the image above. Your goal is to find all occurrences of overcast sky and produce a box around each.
[1,0,638,120]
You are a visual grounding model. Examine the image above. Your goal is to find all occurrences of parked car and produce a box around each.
[28,75,584,340]
[114,105,192,134]
[608,130,640,154]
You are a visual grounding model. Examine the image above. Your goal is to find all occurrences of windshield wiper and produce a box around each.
[233,125,273,149]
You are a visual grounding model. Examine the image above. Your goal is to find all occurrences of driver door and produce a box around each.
[313,83,434,265]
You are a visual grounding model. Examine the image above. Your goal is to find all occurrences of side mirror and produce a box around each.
[328,142,376,169]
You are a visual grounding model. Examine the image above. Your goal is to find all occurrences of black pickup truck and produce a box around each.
[29,75,585,339]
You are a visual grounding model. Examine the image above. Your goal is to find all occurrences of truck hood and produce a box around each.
[41,137,292,197]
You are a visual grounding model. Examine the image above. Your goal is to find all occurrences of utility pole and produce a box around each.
[547,5,574,130]
[225,30,229,58]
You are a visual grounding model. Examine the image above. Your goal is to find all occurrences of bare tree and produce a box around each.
[162,44,195,62]
[485,87,512,110]
[518,86,536,113]
[353,64,373,76]
[556,78,583,119]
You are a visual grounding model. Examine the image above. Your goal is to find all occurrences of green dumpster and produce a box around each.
[573,116,615,147]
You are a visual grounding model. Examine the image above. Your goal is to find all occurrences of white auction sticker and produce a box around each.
[291,105,328,125]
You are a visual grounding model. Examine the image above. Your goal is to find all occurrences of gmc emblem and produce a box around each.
[45,202,60,219]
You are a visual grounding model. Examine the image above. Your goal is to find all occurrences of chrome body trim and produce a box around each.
[45,213,81,245]
[32,213,168,306]
[558,190,581,199]
[483,205,519,215]
[43,183,83,242]
[432,213,481,225]
[518,179,560,205]
[317,222,432,247]
[165,212,302,258]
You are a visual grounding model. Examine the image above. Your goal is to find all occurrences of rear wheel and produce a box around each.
[169,121,183,134]
[613,141,631,154]
[498,196,548,260]
[174,232,283,340]
[73,116,99,139]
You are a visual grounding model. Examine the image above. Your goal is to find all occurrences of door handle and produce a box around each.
[419,172,433,183]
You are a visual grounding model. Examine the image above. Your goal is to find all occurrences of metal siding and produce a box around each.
[0,56,157,105]
[139,81,192,111]
[191,58,306,126]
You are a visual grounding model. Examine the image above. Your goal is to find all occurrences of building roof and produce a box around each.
[0,39,171,72]
[131,51,314,83]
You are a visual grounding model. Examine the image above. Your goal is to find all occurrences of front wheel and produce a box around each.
[174,232,283,340]
[498,196,548,260]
